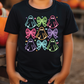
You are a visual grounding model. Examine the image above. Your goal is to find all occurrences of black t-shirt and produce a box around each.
[4,0,78,84]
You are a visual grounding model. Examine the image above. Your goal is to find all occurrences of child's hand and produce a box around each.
[8,71,28,84]
[48,72,69,84]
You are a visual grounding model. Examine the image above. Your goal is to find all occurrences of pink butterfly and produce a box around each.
[25,28,36,39]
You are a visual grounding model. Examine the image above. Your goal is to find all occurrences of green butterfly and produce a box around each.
[36,16,47,27]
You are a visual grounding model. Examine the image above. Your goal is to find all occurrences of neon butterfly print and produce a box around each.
[47,38,59,52]
[25,28,36,39]
[25,15,37,29]
[36,40,47,51]
[36,16,47,27]
[47,15,59,29]
[25,38,37,52]
[47,28,58,39]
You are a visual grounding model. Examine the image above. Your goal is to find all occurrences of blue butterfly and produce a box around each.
[36,40,47,50]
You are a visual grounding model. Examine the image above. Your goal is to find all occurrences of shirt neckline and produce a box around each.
[25,0,56,12]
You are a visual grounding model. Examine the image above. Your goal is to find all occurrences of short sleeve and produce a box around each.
[4,5,19,34]
[63,5,79,35]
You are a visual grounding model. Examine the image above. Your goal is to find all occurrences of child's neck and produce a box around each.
[29,0,53,9]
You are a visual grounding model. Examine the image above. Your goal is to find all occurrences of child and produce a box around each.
[4,0,78,84]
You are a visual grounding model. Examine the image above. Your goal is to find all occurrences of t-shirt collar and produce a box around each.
[25,0,56,12]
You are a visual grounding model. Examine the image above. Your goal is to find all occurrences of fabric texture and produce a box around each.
[4,0,78,84]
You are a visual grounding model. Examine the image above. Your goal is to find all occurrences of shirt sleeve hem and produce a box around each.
[63,29,79,35]
[4,30,19,34]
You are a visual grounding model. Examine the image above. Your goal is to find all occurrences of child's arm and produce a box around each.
[6,33,28,84]
[61,33,73,75]
[6,33,18,73]
[48,34,73,84]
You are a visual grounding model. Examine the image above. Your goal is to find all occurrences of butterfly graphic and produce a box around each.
[25,28,36,39]
[36,16,47,27]
[47,28,58,39]
[36,40,47,50]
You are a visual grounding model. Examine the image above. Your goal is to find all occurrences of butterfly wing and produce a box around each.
[47,28,52,39]
[36,16,41,27]
[25,28,30,39]
[53,28,58,39]
[42,40,47,50]
[42,16,47,27]
[36,40,41,50]
[31,28,36,39]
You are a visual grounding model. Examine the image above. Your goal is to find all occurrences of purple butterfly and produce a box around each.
[47,28,58,39]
